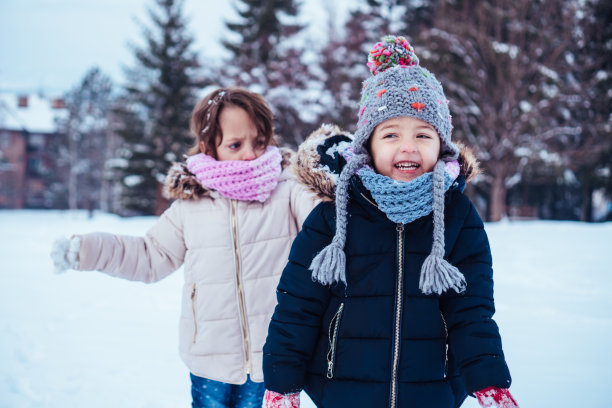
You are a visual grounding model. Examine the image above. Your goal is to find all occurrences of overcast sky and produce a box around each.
[0,0,346,97]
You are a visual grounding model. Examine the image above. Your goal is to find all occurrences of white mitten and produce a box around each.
[50,236,81,273]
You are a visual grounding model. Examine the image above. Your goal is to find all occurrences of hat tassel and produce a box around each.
[420,253,466,295]
[309,154,368,286]
[310,240,347,285]
[419,161,466,295]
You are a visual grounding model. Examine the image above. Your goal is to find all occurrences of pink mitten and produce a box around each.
[263,390,300,408]
[474,387,519,408]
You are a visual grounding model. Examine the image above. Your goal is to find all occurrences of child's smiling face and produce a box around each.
[369,116,441,182]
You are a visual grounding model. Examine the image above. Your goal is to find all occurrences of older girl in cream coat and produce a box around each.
[51,87,317,408]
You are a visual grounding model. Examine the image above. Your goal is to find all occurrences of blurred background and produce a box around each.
[0,0,610,221]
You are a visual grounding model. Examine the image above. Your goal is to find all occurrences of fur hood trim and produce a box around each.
[163,147,294,200]
[292,124,481,202]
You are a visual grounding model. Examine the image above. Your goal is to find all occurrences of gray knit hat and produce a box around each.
[310,35,466,295]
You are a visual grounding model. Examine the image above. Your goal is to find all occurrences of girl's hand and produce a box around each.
[263,390,300,408]
[50,236,80,273]
[474,387,519,408]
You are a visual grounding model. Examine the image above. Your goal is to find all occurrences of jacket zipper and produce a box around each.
[326,302,345,379]
[191,283,198,343]
[231,200,251,375]
[441,312,449,378]
[360,192,378,208]
[389,224,405,408]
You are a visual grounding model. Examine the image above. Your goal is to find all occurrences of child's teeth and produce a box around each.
[396,163,418,169]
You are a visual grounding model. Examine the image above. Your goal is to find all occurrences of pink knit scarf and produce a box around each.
[186,146,282,202]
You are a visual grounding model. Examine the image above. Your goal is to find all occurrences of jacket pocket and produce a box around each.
[326,302,344,379]
[191,283,198,343]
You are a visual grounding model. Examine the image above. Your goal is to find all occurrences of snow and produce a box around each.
[0,93,66,134]
[1,210,610,408]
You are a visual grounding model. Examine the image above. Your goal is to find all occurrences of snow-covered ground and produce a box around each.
[1,210,610,408]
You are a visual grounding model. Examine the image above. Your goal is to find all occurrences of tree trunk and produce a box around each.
[68,134,77,210]
[489,174,507,222]
[580,183,593,222]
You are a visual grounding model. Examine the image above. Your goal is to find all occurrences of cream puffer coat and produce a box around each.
[74,153,317,384]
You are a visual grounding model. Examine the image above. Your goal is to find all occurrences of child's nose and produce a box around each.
[242,147,257,161]
[400,137,417,152]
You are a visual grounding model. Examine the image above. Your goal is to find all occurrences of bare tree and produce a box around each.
[316,0,423,131]
[419,0,583,220]
[58,67,114,214]
[558,0,612,221]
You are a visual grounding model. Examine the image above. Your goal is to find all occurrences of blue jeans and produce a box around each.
[190,373,265,408]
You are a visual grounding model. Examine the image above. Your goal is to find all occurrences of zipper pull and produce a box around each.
[396,224,404,233]
[327,361,334,379]
[191,284,196,300]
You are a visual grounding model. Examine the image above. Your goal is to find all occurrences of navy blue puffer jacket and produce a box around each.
[263,126,511,408]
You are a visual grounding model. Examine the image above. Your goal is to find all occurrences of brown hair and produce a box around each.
[188,87,277,158]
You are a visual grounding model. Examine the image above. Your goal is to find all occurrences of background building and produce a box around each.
[0,93,68,209]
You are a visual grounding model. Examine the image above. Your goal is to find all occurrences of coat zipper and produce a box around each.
[441,312,449,378]
[326,302,345,379]
[360,192,378,208]
[231,200,251,375]
[389,224,405,408]
[191,283,198,343]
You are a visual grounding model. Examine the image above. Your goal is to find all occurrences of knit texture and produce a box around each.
[50,235,81,273]
[475,387,519,408]
[354,36,459,160]
[419,161,466,295]
[310,153,368,286]
[308,35,467,295]
[263,390,300,408]
[358,161,457,224]
[186,146,282,202]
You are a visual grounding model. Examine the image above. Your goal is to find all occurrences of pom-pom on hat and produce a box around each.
[309,35,466,296]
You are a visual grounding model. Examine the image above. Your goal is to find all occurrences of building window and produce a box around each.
[27,157,47,175]
[28,134,45,151]
[0,132,10,148]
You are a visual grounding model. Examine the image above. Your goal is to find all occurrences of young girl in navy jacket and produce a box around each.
[262,36,519,408]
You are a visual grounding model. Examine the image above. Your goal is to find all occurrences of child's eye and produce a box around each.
[383,133,397,139]
[229,142,241,149]
[417,133,432,139]
[255,139,266,148]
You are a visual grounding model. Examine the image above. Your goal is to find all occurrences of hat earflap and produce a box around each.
[310,154,368,285]
[419,160,467,295]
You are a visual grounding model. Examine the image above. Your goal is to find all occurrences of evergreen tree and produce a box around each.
[220,0,315,145]
[113,0,203,215]
[57,67,114,213]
